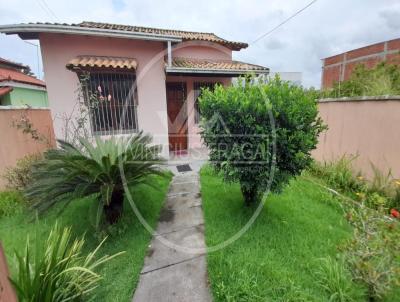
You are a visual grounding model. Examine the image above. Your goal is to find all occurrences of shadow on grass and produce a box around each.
[200,166,366,302]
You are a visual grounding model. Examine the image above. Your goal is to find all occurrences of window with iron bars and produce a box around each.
[80,71,138,135]
[193,82,220,124]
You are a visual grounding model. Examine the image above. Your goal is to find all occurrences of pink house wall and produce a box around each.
[39,34,232,154]
[172,41,232,60]
[40,33,170,153]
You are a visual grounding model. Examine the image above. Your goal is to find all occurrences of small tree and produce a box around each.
[199,76,325,205]
[25,132,163,227]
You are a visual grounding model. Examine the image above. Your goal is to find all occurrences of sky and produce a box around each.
[0,0,399,87]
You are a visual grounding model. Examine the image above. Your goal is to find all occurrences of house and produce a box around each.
[0,57,48,107]
[0,21,269,155]
[321,38,400,89]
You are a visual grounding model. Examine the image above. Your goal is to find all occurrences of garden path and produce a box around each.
[132,168,212,302]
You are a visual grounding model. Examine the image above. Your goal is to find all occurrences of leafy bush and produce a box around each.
[315,256,364,302]
[308,157,400,300]
[199,77,325,205]
[343,205,400,301]
[3,153,42,191]
[10,223,123,302]
[25,132,163,227]
[0,190,24,217]
[359,192,391,212]
[324,62,400,98]
[309,156,365,194]
[309,157,400,212]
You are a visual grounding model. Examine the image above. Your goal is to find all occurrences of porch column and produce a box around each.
[167,41,172,67]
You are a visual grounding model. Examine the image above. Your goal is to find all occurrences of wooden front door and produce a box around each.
[166,82,188,151]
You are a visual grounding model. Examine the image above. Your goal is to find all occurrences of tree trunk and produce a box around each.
[367,287,376,302]
[103,189,124,224]
[241,185,259,206]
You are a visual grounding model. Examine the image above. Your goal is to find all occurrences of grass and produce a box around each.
[0,190,24,218]
[0,173,172,302]
[200,166,365,301]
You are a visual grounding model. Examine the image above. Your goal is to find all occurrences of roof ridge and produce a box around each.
[0,57,28,69]
[77,21,248,49]
[79,21,216,36]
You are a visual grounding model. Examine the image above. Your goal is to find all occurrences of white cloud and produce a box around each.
[0,0,399,87]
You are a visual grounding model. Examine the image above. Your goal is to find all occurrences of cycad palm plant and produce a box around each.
[25,132,164,226]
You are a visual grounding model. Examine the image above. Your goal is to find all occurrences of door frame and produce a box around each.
[166,82,188,152]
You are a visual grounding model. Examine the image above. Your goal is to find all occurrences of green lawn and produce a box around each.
[200,166,365,301]
[0,173,171,302]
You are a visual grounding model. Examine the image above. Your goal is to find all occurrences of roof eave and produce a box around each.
[0,23,183,42]
[0,79,46,89]
[231,43,249,51]
[165,67,269,76]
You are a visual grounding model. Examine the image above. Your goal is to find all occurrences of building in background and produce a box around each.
[321,38,400,89]
[268,72,302,86]
[0,57,48,107]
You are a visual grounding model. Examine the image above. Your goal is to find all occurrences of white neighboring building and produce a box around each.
[266,72,302,86]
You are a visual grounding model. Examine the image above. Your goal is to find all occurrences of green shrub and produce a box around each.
[364,192,389,212]
[25,132,164,227]
[308,157,400,300]
[0,190,24,217]
[10,223,123,302]
[199,76,325,205]
[368,164,393,197]
[324,62,400,98]
[343,205,400,301]
[309,158,400,212]
[308,156,365,194]
[3,153,42,191]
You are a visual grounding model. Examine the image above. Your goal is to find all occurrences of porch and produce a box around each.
[164,57,269,154]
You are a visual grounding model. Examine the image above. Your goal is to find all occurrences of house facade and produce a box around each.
[0,22,268,155]
[0,58,48,107]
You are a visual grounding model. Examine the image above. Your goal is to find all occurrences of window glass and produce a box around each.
[193,82,219,124]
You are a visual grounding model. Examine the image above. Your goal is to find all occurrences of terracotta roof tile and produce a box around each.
[66,56,138,70]
[76,21,248,50]
[0,68,46,87]
[0,86,13,97]
[168,57,269,72]
[29,21,247,51]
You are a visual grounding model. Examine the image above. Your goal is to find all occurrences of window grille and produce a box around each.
[80,72,138,135]
[193,82,220,124]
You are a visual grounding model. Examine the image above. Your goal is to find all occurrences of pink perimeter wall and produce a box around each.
[313,97,400,179]
[0,108,55,189]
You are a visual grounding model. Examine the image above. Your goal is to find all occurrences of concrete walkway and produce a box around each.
[132,170,212,302]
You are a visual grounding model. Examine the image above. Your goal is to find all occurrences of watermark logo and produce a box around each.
[71,41,278,254]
